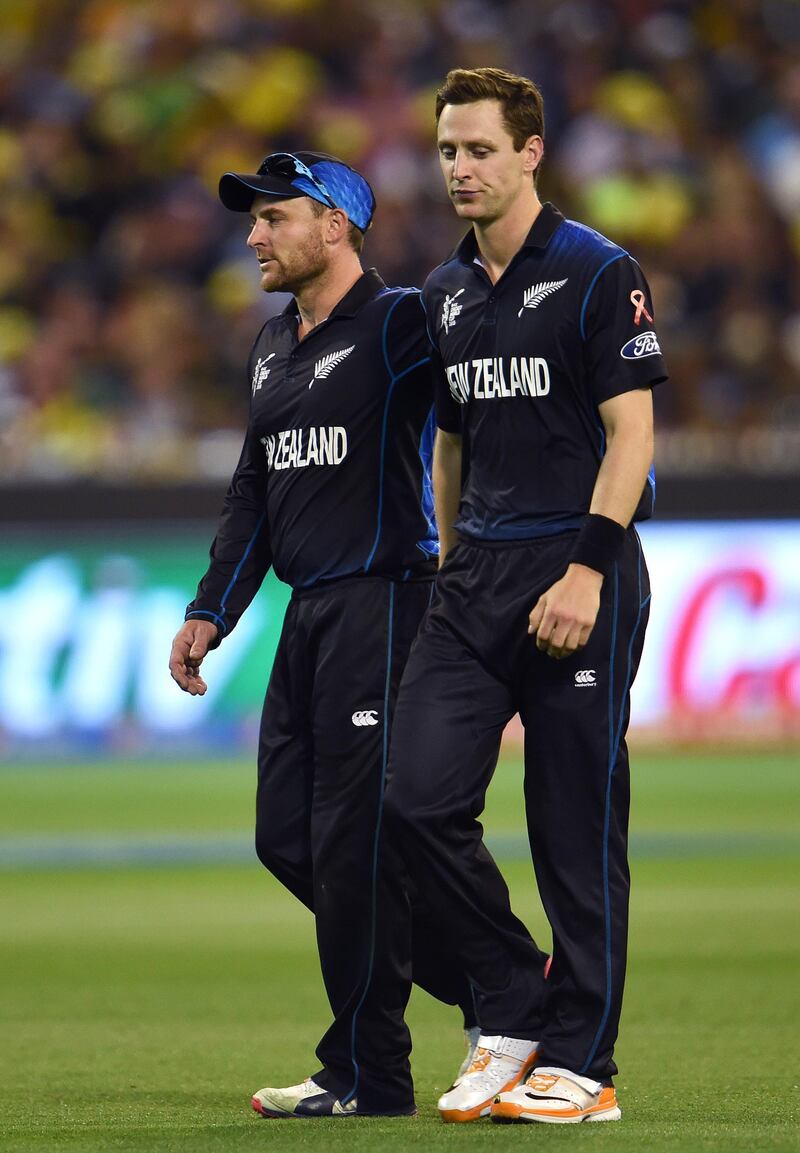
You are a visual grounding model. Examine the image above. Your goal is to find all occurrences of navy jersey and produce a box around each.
[186,270,437,641]
[424,203,668,542]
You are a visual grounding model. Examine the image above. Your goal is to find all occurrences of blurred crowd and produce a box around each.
[1,0,799,482]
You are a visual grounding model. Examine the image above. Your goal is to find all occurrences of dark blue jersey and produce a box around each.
[186,270,437,641]
[423,203,668,542]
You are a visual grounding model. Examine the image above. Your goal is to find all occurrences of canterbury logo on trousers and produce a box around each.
[351,710,380,726]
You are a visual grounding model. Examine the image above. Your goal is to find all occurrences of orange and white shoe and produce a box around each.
[438,1035,539,1123]
[491,1066,621,1124]
[452,1026,482,1086]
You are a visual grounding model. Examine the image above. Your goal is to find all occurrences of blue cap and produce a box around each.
[219,150,376,232]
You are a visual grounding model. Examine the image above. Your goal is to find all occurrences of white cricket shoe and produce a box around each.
[251,1078,357,1118]
[491,1066,622,1124]
[452,1025,482,1085]
[437,1035,539,1123]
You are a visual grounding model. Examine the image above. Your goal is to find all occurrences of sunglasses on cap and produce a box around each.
[219,150,376,231]
[256,153,337,211]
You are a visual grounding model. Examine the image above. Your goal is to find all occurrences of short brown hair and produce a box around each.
[435,67,545,182]
[347,222,365,255]
[308,198,365,253]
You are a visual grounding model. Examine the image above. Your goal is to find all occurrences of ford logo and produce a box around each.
[620,331,661,359]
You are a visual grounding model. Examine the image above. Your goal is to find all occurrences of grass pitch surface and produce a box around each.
[1,750,798,1152]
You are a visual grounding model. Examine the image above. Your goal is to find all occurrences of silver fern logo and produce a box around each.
[308,345,355,388]
[517,279,568,318]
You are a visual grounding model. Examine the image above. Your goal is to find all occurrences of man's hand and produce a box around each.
[433,428,463,564]
[169,619,219,695]
[528,564,603,660]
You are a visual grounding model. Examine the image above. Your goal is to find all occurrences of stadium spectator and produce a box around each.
[1,0,799,480]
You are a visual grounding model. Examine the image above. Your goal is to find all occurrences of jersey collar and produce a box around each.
[281,268,387,322]
[452,201,564,266]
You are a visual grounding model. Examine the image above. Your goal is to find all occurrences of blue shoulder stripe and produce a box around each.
[364,292,431,572]
[579,251,627,341]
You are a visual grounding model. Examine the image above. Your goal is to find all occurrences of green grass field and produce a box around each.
[2,749,798,1152]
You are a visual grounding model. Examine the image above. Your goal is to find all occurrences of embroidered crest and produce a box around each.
[308,345,355,389]
[517,278,568,318]
[441,289,465,333]
[251,353,276,395]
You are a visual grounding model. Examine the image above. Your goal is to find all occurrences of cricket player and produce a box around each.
[384,68,667,1124]
[168,151,532,1118]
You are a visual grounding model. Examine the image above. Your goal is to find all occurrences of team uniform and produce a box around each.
[384,204,667,1091]
[186,270,474,1113]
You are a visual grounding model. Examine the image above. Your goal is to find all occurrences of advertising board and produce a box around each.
[1,522,797,753]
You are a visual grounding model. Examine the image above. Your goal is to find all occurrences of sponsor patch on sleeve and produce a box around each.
[620,331,661,360]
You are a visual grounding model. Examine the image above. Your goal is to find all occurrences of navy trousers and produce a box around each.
[255,575,534,1111]
[384,529,650,1082]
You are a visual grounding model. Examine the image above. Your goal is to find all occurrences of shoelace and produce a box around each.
[461,1048,522,1094]
[465,1051,492,1074]
[525,1072,560,1093]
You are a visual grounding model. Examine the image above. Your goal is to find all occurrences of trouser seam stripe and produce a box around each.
[341,581,396,1105]
[579,562,619,1075]
[580,546,648,1075]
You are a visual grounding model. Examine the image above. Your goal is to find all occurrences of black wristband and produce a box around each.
[570,514,626,577]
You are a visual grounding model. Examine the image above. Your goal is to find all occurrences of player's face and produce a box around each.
[437,100,541,224]
[247,196,328,294]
